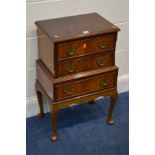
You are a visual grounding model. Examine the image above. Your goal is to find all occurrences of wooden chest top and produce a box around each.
[35,13,120,42]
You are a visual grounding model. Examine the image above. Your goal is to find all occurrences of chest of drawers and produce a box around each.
[35,13,120,142]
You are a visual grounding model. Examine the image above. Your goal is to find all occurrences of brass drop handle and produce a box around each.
[96,58,106,67]
[64,87,74,95]
[65,47,76,56]
[97,42,108,49]
[66,64,76,73]
[100,79,109,86]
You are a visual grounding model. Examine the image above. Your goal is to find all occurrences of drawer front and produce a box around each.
[58,52,114,77]
[55,69,118,101]
[58,34,116,60]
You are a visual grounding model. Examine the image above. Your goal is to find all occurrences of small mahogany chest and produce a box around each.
[35,13,120,142]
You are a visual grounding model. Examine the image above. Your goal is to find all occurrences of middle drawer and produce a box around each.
[57,51,114,77]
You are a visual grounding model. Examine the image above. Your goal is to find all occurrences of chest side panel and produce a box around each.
[36,60,54,100]
[37,27,55,75]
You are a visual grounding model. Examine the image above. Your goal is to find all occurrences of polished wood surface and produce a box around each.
[57,34,116,60]
[37,28,55,75]
[36,60,54,100]
[35,13,120,142]
[36,59,118,101]
[35,13,120,42]
[55,68,118,101]
[36,59,117,84]
[58,51,114,77]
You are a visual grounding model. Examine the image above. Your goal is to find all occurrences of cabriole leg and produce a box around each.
[50,105,59,142]
[107,92,118,125]
[36,89,44,118]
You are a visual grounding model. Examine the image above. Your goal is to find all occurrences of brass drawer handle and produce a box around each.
[100,79,109,86]
[97,42,108,49]
[96,58,106,67]
[65,47,76,56]
[64,87,74,95]
[66,64,76,73]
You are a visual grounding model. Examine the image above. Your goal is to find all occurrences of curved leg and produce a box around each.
[36,90,44,118]
[50,105,59,142]
[35,80,59,142]
[107,92,118,125]
[35,81,44,118]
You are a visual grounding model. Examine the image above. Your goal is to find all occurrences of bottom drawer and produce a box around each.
[55,67,118,101]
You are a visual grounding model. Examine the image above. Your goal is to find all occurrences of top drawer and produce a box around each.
[57,33,116,60]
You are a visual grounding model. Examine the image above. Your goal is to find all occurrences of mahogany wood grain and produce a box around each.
[57,34,116,60]
[36,60,54,100]
[36,59,118,84]
[36,13,119,78]
[58,51,114,77]
[37,28,55,75]
[36,59,118,101]
[35,13,120,43]
[55,69,118,101]
[35,13,120,142]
